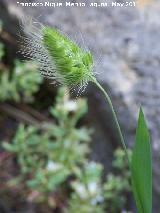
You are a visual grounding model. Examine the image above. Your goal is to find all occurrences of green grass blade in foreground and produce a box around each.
[131,108,152,213]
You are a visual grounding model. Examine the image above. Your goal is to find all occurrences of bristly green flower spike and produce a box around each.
[42,27,94,88]
[20,20,94,90]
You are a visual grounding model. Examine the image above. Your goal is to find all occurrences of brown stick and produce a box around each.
[0,103,40,126]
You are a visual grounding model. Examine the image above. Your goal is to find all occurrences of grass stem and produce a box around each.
[92,77,130,165]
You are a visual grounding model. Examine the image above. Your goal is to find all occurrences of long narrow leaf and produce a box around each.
[131,107,152,213]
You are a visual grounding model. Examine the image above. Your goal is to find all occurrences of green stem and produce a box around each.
[92,78,130,164]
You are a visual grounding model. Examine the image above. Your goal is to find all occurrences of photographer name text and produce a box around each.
[17,1,136,8]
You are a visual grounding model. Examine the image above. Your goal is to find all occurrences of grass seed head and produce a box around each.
[20,19,95,91]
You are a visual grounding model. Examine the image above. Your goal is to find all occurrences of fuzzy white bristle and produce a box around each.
[19,17,63,83]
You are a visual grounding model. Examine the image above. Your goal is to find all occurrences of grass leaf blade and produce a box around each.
[131,107,152,213]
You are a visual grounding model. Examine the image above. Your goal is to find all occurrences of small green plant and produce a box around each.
[3,87,92,205]
[0,22,43,103]
[0,60,42,102]
[2,85,132,212]
[67,162,104,213]
[21,19,152,213]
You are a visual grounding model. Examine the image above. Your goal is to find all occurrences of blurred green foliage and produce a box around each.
[3,86,132,212]
[67,162,104,213]
[0,60,42,102]
[3,87,91,195]
[103,148,132,212]
[0,24,42,102]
